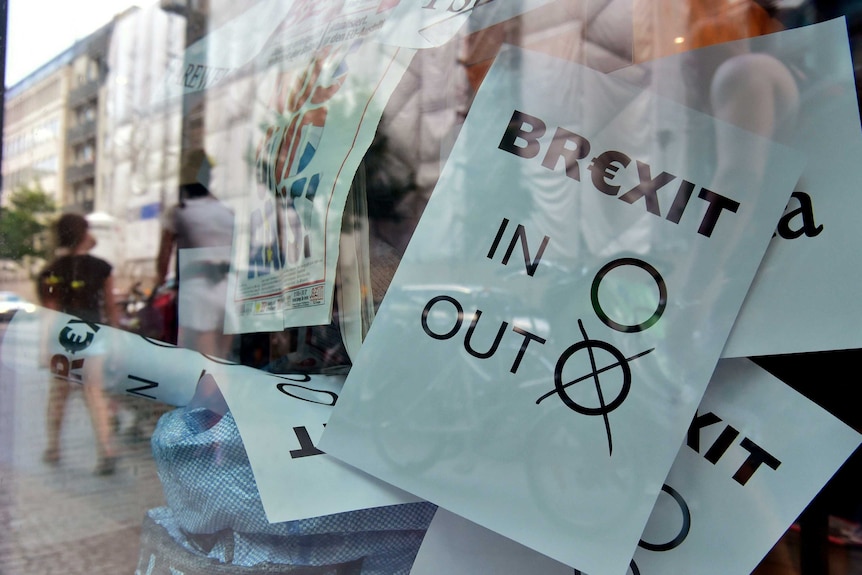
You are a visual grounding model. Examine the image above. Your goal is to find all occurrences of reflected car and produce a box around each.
[0,291,36,322]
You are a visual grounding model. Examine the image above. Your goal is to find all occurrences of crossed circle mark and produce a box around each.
[538,320,654,456]
[553,337,631,416]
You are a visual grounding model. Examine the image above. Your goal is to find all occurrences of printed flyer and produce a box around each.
[0,306,417,521]
[612,18,862,357]
[210,368,422,522]
[378,0,558,48]
[155,0,398,102]
[153,0,294,103]
[409,359,861,575]
[319,46,803,574]
[225,1,416,332]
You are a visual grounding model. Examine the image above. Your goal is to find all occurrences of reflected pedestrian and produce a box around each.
[38,213,120,475]
[156,150,236,359]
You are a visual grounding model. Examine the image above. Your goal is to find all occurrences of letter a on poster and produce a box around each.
[611,18,862,357]
[320,46,804,574]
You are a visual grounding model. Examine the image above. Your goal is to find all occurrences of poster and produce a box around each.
[210,368,422,522]
[319,46,803,574]
[1,306,212,407]
[611,18,862,357]
[152,0,294,103]
[378,0,558,48]
[409,359,862,575]
[225,1,416,332]
[0,306,417,522]
[154,0,398,103]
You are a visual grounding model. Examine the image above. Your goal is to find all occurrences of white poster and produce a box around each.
[378,0,558,48]
[226,1,416,332]
[319,46,803,574]
[1,306,212,407]
[410,359,862,575]
[611,18,862,357]
[154,0,399,102]
[0,306,417,522]
[152,0,293,103]
[211,368,422,523]
[411,509,572,575]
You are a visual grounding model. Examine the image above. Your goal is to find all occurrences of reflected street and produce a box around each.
[0,312,165,575]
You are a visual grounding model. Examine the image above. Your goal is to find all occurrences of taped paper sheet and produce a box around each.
[409,359,861,575]
[211,369,422,523]
[320,45,803,574]
[2,306,216,407]
[378,0,558,49]
[0,306,418,522]
[226,14,415,332]
[611,18,862,357]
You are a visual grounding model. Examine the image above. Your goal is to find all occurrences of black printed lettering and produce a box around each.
[510,326,546,374]
[422,296,545,374]
[421,295,464,340]
[289,426,325,459]
[487,218,510,260]
[498,110,545,159]
[448,0,473,10]
[687,411,722,452]
[190,64,204,87]
[704,425,740,464]
[697,188,740,237]
[776,191,823,239]
[276,383,337,406]
[183,64,195,87]
[665,180,696,224]
[638,484,691,552]
[618,161,676,216]
[540,127,591,182]
[50,354,84,383]
[587,150,631,196]
[499,111,743,239]
[58,319,100,354]
[733,438,782,486]
[687,411,781,486]
[493,223,549,277]
[50,354,70,380]
[126,375,159,400]
[591,258,667,333]
[463,310,508,359]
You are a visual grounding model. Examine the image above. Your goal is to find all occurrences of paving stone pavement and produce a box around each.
[0,323,168,575]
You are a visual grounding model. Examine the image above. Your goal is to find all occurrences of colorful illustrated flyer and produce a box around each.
[319,46,803,574]
[409,359,861,575]
[224,1,416,332]
[612,18,862,357]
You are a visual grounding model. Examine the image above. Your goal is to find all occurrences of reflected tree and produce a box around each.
[0,184,57,266]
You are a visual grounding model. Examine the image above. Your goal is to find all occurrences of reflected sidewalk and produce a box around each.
[0,350,166,575]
